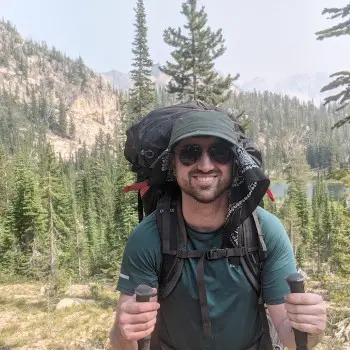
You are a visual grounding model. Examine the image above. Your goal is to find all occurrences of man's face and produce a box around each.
[173,136,233,204]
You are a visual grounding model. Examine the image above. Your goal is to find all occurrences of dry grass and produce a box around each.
[0,280,349,349]
[0,283,119,350]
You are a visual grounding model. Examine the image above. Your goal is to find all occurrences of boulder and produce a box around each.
[56,297,95,310]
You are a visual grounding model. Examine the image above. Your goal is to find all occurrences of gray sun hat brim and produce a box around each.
[167,110,240,149]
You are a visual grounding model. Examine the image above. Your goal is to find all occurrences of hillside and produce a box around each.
[239,72,330,104]
[0,19,120,158]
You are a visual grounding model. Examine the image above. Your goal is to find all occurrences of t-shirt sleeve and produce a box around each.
[116,213,162,296]
[259,208,297,305]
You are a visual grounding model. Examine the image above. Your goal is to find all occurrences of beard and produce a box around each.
[177,169,231,204]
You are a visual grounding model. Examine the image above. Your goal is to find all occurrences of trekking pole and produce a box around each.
[135,284,153,350]
[285,273,308,350]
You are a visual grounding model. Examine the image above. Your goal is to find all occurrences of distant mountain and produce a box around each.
[240,77,270,93]
[103,66,330,104]
[103,63,242,95]
[103,70,132,90]
[103,63,170,90]
[239,72,331,104]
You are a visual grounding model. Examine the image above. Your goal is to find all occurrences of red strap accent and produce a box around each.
[140,185,150,197]
[123,180,149,193]
[266,188,275,201]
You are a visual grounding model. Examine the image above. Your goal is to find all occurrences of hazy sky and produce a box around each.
[0,0,349,84]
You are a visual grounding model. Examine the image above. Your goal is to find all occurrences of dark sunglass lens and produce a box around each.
[178,145,202,166]
[209,143,231,164]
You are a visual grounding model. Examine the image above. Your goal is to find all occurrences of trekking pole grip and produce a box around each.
[136,284,153,350]
[285,273,308,350]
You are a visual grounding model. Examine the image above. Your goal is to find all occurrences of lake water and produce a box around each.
[270,183,349,200]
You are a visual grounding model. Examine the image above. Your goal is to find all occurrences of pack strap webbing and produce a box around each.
[137,191,144,222]
[258,293,274,350]
[169,246,257,339]
[197,253,211,337]
[166,246,257,259]
[241,219,273,350]
[252,210,268,261]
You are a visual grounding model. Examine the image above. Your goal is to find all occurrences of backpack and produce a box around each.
[123,101,281,350]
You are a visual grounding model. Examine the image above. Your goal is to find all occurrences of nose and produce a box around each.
[196,150,215,172]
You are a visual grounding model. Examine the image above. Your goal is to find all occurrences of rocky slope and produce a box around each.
[0,19,120,159]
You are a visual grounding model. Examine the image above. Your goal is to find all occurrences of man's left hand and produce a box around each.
[284,292,327,335]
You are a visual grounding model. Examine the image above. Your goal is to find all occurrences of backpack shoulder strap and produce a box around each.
[239,210,267,293]
[239,210,274,350]
[156,194,187,299]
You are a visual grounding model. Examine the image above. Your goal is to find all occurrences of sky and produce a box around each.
[0,0,349,85]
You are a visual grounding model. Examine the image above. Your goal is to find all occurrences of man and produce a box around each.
[110,111,327,350]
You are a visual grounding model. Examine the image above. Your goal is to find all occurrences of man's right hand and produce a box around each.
[118,288,160,342]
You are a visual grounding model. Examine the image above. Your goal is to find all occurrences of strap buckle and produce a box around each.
[206,248,227,260]
[176,249,187,258]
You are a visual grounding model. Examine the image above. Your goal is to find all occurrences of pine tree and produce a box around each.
[40,96,49,124]
[111,150,138,273]
[58,98,67,137]
[160,0,238,105]
[30,90,39,124]
[311,177,334,274]
[58,171,87,279]
[3,154,46,276]
[0,145,11,218]
[276,148,312,268]
[128,0,155,121]
[40,144,71,280]
[331,203,350,276]
[321,192,333,263]
[316,3,350,128]
[68,116,76,139]
[75,166,98,274]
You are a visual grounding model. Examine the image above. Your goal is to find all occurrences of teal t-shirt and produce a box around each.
[117,207,296,350]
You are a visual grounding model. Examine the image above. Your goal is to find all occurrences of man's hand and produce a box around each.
[284,292,327,335]
[118,288,160,342]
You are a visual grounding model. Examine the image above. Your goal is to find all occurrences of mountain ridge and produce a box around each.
[237,72,330,104]
[0,19,120,159]
[102,64,330,104]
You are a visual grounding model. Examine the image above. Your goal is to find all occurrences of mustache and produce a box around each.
[189,170,220,176]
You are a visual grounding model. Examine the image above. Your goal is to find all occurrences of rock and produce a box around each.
[56,298,95,310]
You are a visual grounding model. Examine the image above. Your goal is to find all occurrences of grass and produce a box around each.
[0,282,119,349]
[0,278,349,349]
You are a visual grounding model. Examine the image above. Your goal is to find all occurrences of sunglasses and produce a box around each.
[176,142,232,166]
